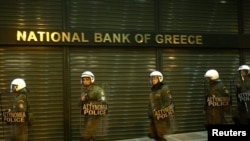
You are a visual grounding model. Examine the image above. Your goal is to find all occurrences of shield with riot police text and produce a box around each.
[0,92,18,140]
[79,83,110,137]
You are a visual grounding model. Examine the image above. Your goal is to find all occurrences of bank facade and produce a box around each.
[0,0,250,141]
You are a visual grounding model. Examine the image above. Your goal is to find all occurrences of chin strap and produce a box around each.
[241,75,244,81]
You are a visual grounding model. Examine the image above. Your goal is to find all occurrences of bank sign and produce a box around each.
[0,29,243,47]
[16,30,203,45]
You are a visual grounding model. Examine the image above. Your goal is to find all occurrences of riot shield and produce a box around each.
[79,83,110,139]
[0,91,16,141]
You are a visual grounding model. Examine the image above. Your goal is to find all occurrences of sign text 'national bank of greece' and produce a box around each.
[16,30,203,45]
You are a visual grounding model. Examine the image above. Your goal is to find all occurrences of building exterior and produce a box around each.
[0,0,250,141]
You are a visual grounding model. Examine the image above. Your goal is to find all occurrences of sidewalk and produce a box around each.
[116,131,207,141]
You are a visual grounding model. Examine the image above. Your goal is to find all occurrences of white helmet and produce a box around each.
[81,71,95,83]
[204,69,219,80]
[238,65,250,71]
[150,71,163,83]
[10,78,26,93]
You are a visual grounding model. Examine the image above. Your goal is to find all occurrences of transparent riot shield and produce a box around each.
[164,103,178,134]
[166,113,178,134]
[225,79,234,124]
[97,83,109,137]
[79,83,110,139]
[0,91,15,141]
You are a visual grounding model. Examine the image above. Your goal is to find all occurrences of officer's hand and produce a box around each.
[81,95,87,101]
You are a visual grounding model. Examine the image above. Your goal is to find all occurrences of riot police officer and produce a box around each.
[80,71,107,141]
[147,71,174,141]
[10,78,30,141]
[234,65,250,124]
[203,69,230,126]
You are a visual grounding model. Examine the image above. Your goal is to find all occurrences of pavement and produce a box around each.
[116,131,207,141]
[0,131,207,141]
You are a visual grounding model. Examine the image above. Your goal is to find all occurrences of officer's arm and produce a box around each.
[222,85,230,97]
[161,88,172,108]
[17,99,27,112]
[97,88,106,103]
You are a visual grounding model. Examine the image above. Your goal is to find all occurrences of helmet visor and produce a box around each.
[11,84,18,93]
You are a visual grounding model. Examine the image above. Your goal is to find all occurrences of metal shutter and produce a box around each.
[0,0,63,29]
[161,48,239,132]
[243,50,250,66]
[243,0,250,33]
[69,47,156,141]
[0,47,64,141]
[67,0,155,31]
[159,0,238,33]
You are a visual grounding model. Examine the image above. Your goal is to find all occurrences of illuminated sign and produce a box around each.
[0,29,243,47]
[16,30,203,45]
